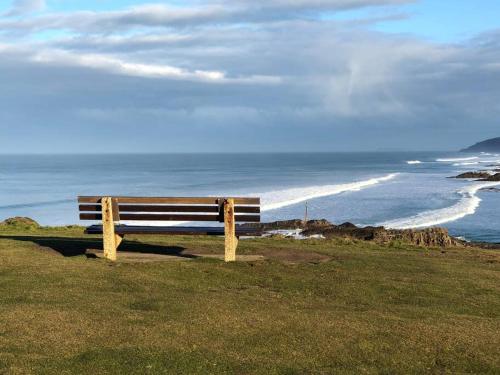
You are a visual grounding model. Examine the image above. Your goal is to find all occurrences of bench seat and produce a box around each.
[85,224,261,237]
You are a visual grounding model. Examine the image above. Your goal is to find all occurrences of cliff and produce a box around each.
[461,137,500,152]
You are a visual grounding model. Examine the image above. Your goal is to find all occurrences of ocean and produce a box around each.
[1,152,499,243]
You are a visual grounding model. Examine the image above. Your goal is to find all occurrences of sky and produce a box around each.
[0,0,499,153]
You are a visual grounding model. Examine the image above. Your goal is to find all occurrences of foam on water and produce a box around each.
[407,160,421,165]
[436,157,478,162]
[264,229,325,240]
[453,162,479,166]
[380,181,500,230]
[260,173,399,212]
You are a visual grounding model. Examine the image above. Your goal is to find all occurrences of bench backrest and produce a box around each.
[78,196,261,223]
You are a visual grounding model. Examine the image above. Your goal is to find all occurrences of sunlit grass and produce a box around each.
[0,225,499,374]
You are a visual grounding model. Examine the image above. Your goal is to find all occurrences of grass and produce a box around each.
[0,225,499,374]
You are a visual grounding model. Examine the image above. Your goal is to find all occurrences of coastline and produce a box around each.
[1,152,500,243]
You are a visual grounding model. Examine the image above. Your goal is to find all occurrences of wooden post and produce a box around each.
[101,197,117,261]
[111,198,123,251]
[224,198,237,262]
[303,201,308,227]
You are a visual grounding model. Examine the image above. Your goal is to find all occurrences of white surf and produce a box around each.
[380,181,500,229]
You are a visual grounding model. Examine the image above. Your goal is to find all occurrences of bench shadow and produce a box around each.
[0,235,197,259]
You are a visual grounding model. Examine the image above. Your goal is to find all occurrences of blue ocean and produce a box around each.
[1,152,499,243]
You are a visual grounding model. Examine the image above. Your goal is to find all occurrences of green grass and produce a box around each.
[0,225,499,374]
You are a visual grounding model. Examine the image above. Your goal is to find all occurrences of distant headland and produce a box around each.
[461,137,500,152]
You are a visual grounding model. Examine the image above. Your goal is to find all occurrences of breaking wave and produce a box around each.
[436,157,478,162]
[453,162,479,166]
[407,160,422,165]
[380,181,500,229]
[261,173,399,212]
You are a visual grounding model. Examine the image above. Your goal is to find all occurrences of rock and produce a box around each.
[241,219,304,231]
[480,187,500,192]
[454,171,491,179]
[478,173,500,181]
[384,227,460,247]
[240,219,331,232]
[0,217,40,229]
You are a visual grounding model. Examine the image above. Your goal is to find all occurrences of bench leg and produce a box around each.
[102,197,117,261]
[115,234,124,249]
[224,198,237,262]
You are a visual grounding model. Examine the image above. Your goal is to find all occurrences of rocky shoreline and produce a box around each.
[453,171,500,181]
[241,219,467,247]
[2,216,498,249]
[242,219,500,249]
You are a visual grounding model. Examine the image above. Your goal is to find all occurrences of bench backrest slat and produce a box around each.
[78,196,261,223]
[78,196,259,205]
[78,204,260,214]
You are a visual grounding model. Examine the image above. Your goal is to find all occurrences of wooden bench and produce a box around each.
[78,196,261,262]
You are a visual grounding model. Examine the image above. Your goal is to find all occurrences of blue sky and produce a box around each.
[376,0,500,42]
[0,0,499,153]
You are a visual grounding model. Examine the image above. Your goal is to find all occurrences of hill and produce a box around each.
[461,137,500,152]
[0,224,499,373]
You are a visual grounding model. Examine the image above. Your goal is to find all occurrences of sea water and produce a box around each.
[0,152,499,243]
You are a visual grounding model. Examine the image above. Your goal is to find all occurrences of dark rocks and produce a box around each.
[0,217,40,229]
[480,187,500,192]
[453,171,491,179]
[304,222,461,247]
[241,219,331,232]
[478,173,500,181]
[303,222,386,241]
[452,171,500,181]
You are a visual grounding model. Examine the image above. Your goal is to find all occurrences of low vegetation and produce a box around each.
[0,224,499,374]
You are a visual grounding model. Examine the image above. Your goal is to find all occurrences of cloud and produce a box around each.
[4,0,45,16]
[0,1,499,152]
[0,0,413,35]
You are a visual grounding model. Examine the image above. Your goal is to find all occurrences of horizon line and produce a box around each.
[0,150,458,156]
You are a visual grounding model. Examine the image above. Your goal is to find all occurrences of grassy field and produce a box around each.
[0,225,499,374]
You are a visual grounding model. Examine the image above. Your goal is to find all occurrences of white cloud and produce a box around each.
[29,48,281,84]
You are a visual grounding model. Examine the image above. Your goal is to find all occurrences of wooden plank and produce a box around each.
[101,197,117,261]
[79,204,260,214]
[80,213,103,220]
[78,196,260,205]
[85,225,262,236]
[111,198,120,221]
[80,213,260,222]
[224,198,237,262]
[119,214,220,221]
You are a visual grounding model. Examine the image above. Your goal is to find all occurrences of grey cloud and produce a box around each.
[4,0,45,16]
[0,1,499,153]
[0,0,413,35]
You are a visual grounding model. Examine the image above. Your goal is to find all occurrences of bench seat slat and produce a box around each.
[84,225,261,236]
[80,213,260,222]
